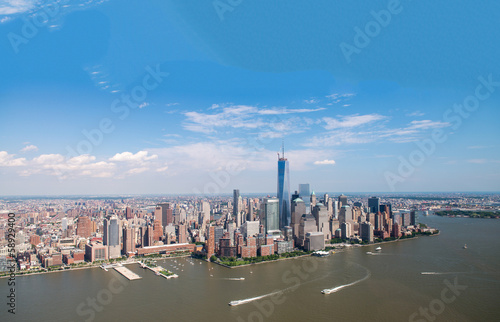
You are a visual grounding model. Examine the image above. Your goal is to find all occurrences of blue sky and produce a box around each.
[0,0,499,195]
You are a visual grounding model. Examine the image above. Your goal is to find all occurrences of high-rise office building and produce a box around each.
[178,223,187,244]
[154,207,162,226]
[61,217,68,231]
[103,216,120,258]
[76,216,91,238]
[338,194,348,208]
[298,184,311,214]
[233,189,240,219]
[310,191,317,209]
[158,203,173,227]
[125,207,133,220]
[368,197,380,214]
[360,222,374,243]
[123,227,136,255]
[312,203,330,240]
[263,198,280,234]
[207,226,215,259]
[291,198,306,242]
[277,147,291,228]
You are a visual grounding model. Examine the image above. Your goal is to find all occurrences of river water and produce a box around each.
[2,216,500,321]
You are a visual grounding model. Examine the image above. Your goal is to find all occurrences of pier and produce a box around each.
[139,261,178,279]
[113,265,142,280]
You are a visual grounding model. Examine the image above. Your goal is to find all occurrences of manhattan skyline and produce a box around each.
[1,1,500,195]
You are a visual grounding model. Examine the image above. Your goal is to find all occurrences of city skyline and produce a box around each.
[1,1,500,195]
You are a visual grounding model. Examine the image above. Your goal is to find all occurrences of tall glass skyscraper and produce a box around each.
[233,189,240,218]
[264,198,280,233]
[277,148,291,229]
[368,197,380,214]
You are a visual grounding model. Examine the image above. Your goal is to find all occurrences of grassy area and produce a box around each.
[160,270,174,276]
[435,210,499,219]
[215,251,311,267]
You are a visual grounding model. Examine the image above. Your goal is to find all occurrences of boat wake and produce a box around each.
[229,290,283,306]
[366,252,390,256]
[421,272,467,275]
[230,271,332,306]
[322,266,371,295]
[223,277,245,281]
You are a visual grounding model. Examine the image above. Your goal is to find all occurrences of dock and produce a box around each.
[139,261,178,279]
[114,266,142,280]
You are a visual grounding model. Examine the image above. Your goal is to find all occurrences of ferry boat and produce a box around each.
[313,251,330,257]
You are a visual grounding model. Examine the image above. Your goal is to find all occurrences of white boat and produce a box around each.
[229,300,241,306]
[463,244,467,249]
[375,247,382,251]
[321,289,333,294]
[313,251,330,257]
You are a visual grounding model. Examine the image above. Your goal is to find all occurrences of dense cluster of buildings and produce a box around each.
[1,148,492,273]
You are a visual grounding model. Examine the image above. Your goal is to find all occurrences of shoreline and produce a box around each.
[0,253,192,279]
[213,253,313,269]
[1,234,438,277]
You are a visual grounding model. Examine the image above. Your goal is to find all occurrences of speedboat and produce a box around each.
[375,247,382,251]
[321,289,332,294]
[463,244,467,249]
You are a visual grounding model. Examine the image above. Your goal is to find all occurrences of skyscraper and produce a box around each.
[76,216,91,238]
[158,203,173,227]
[103,216,120,259]
[263,198,279,234]
[277,146,291,228]
[125,207,133,220]
[123,227,136,255]
[368,197,380,214]
[298,184,311,214]
[233,189,240,219]
[338,194,348,208]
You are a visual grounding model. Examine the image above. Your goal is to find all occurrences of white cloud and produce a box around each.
[304,98,319,104]
[126,167,149,175]
[407,111,425,117]
[20,144,38,153]
[258,107,325,115]
[406,120,449,130]
[323,114,385,130]
[109,151,158,163]
[156,164,169,172]
[183,104,325,134]
[0,0,37,15]
[305,131,376,147]
[139,102,149,109]
[0,151,27,166]
[325,93,355,103]
[33,154,65,165]
[314,159,336,165]
[1,16,11,23]
[147,141,337,177]
[25,153,116,178]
